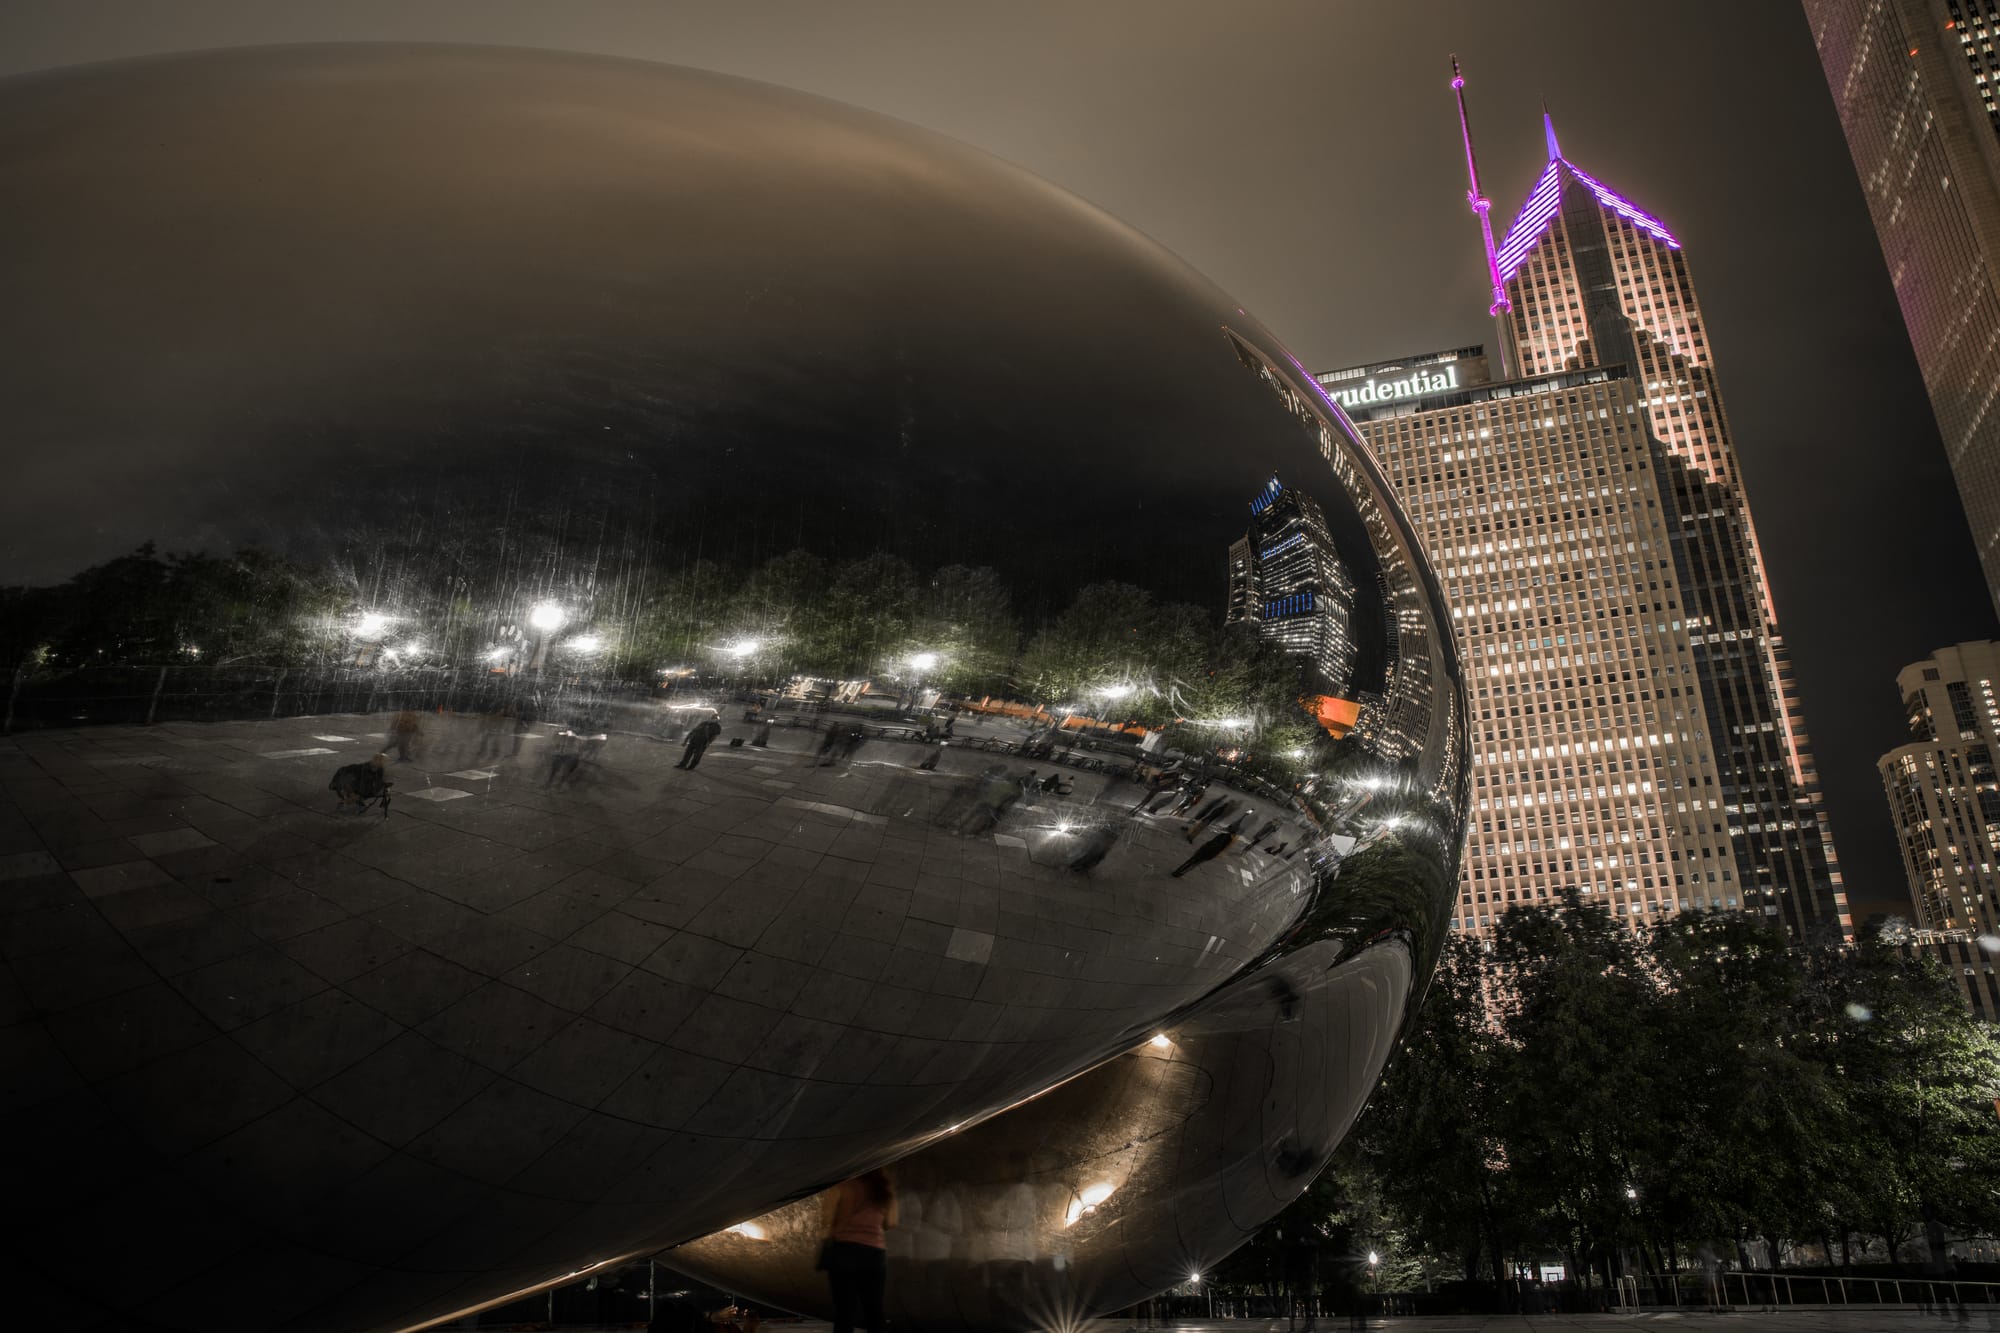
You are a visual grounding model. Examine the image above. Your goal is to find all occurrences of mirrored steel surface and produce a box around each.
[0,45,1465,1333]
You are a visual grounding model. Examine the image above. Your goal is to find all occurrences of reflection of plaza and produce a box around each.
[0,46,1466,1333]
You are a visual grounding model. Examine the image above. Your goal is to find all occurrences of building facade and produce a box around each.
[1805,0,2000,622]
[1341,356,1763,936]
[1474,119,1847,939]
[1879,639,2000,933]
[1226,475,1360,696]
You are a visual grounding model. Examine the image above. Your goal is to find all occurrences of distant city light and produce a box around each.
[529,602,568,632]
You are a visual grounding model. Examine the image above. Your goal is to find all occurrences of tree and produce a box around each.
[1354,931,1514,1285]
[1800,939,2000,1272]
[1489,894,1660,1292]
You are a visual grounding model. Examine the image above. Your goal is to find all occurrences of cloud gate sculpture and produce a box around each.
[0,46,1465,1332]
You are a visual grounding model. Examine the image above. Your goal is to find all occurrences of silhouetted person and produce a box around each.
[1185,797,1236,841]
[839,726,867,762]
[1039,771,1063,793]
[1245,819,1282,849]
[678,716,723,770]
[960,769,1024,834]
[1172,829,1234,877]
[918,743,944,771]
[475,705,507,761]
[544,729,582,789]
[329,753,392,815]
[821,1169,896,1333]
[1168,780,1209,816]
[384,709,421,763]
[816,723,846,766]
[1133,771,1179,813]
[511,696,538,756]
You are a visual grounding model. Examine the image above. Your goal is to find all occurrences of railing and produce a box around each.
[1616,1270,2000,1310]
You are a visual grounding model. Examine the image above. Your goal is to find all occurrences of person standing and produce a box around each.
[384,709,421,763]
[820,1169,895,1333]
[678,715,723,770]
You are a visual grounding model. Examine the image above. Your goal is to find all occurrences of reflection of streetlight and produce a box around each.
[529,603,568,633]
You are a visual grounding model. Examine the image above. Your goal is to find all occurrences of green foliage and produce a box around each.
[1280,902,2000,1296]
[7,544,347,669]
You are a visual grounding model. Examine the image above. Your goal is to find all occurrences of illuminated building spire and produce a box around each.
[1543,101,1561,161]
[1448,56,1504,338]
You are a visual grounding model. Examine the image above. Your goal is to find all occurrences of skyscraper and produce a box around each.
[1805,0,2000,621]
[1336,353,1761,935]
[1497,113,1845,940]
[1879,639,2000,934]
[1226,475,1360,695]
[1319,96,1848,941]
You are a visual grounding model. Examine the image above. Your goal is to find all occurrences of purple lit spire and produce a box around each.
[1495,114,1680,283]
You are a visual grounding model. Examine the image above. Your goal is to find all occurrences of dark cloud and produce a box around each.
[0,0,1982,920]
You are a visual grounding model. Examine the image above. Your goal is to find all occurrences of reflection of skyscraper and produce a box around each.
[1226,476,1358,694]
[1805,1,2000,622]
[1879,641,2000,936]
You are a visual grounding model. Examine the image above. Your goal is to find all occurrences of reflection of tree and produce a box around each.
[4,544,345,669]
[7,545,1319,759]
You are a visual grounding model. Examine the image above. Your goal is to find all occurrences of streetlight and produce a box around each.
[568,633,603,654]
[354,612,391,639]
[529,603,568,633]
[907,651,941,672]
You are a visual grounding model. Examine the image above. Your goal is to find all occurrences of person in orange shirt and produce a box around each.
[818,1169,896,1333]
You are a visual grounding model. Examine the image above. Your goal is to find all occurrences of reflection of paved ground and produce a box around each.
[737,1316,2000,1333]
[1,708,1316,1223]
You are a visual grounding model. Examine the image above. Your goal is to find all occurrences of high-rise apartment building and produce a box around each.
[1879,639,2000,933]
[1226,476,1360,695]
[1805,0,2000,621]
[1320,113,1847,940]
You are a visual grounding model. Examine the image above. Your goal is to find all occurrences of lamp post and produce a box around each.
[527,602,568,674]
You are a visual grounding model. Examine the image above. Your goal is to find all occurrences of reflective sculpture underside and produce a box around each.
[0,45,1466,1333]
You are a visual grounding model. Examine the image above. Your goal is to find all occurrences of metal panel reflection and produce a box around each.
[0,45,1464,1333]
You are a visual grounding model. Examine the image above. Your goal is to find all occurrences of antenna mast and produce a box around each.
[1451,54,1513,376]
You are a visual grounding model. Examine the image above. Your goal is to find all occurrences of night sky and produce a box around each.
[2,1,1991,924]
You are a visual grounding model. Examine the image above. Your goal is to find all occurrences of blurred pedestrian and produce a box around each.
[1184,796,1236,841]
[511,696,538,756]
[1067,823,1119,875]
[475,704,508,761]
[384,709,421,763]
[819,1169,896,1333]
[1171,829,1234,877]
